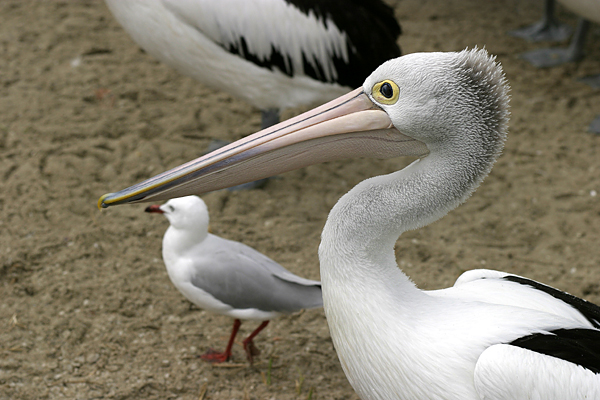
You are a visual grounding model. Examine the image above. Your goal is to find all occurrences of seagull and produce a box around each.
[103,0,402,128]
[145,195,322,363]
[100,48,600,398]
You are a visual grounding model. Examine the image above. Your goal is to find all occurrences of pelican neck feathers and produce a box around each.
[440,48,511,197]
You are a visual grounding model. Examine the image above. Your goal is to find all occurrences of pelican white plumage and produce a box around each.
[99,48,600,399]
[103,0,401,128]
[145,195,322,363]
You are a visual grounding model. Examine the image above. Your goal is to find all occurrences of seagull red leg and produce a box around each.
[242,321,269,364]
[201,319,241,363]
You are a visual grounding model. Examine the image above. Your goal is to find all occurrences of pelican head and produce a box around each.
[98,48,509,208]
[364,51,508,152]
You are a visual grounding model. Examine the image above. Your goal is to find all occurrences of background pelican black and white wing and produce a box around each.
[104,0,402,113]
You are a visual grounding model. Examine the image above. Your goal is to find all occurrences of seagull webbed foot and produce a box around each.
[200,348,231,363]
[242,339,261,364]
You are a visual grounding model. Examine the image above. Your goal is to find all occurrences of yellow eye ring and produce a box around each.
[372,80,399,105]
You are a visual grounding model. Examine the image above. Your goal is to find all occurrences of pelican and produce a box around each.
[99,48,600,399]
[509,0,572,42]
[103,0,401,128]
[512,0,600,134]
[145,195,322,363]
[515,0,600,69]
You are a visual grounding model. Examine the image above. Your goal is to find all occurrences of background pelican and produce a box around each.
[145,195,322,363]
[510,0,600,133]
[517,1,600,69]
[99,49,600,398]
[103,0,402,128]
[509,0,572,42]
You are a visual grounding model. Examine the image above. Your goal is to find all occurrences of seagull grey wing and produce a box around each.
[189,237,322,313]
[231,241,321,287]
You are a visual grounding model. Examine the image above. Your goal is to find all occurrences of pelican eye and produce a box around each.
[381,82,393,98]
[372,80,399,105]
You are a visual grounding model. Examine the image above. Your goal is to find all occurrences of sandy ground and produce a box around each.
[1,0,599,399]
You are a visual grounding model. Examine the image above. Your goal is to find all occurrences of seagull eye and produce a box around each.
[372,80,399,105]
[168,205,175,212]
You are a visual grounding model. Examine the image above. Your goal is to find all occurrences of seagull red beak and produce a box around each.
[144,204,164,214]
[98,88,428,208]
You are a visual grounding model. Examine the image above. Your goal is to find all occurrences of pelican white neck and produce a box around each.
[319,49,510,270]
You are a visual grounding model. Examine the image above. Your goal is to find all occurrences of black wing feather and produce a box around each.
[226,0,401,87]
[509,328,600,374]
[503,275,600,328]
[286,0,402,87]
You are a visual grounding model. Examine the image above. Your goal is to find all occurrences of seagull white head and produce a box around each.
[98,48,509,208]
[145,195,209,234]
